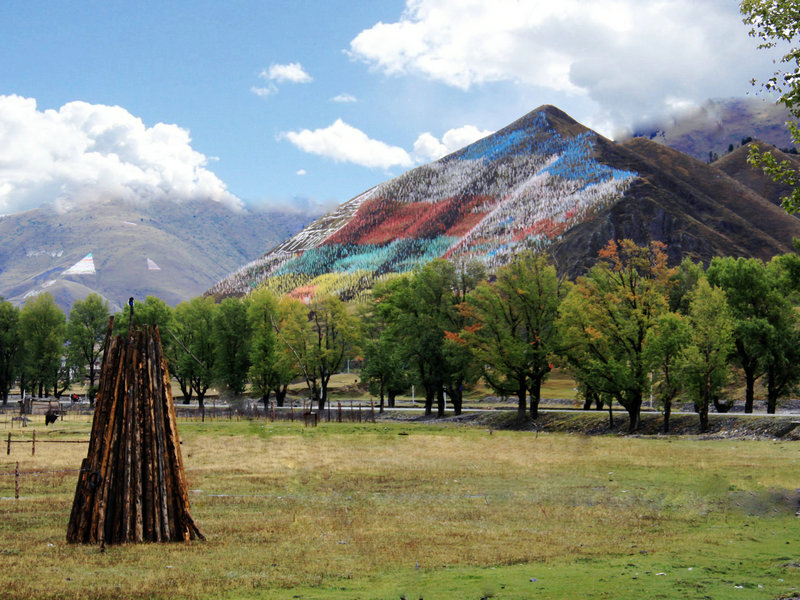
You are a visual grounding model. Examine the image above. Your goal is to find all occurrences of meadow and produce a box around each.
[2,415,799,599]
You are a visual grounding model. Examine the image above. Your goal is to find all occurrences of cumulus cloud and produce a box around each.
[296,169,307,176]
[280,119,413,169]
[262,62,313,84]
[413,124,493,161]
[349,0,783,133]
[0,95,240,214]
[331,93,358,103]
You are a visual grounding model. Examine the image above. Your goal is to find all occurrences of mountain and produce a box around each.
[628,97,796,162]
[713,141,800,210]
[0,198,313,312]
[210,105,800,302]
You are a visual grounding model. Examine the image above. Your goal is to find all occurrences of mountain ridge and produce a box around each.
[209,104,800,302]
[0,198,314,312]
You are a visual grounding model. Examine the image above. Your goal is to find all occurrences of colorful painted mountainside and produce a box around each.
[0,198,313,312]
[210,105,800,302]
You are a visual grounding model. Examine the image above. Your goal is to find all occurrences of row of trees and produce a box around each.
[363,240,800,433]
[2,239,800,434]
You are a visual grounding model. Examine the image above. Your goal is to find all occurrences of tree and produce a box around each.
[173,297,217,415]
[761,256,800,412]
[741,0,800,211]
[0,300,21,405]
[464,252,562,420]
[213,297,252,396]
[66,293,110,395]
[19,293,67,397]
[644,312,691,433]
[248,289,282,406]
[359,298,409,413]
[279,295,360,412]
[706,257,772,413]
[677,280,735,433]
[558,240,674,432]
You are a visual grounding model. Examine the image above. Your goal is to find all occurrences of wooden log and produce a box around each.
[67,324,202,545]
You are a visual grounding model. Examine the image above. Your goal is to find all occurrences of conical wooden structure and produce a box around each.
[67,319,203,545]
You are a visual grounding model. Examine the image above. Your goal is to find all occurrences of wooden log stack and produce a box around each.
[67,319,204,545]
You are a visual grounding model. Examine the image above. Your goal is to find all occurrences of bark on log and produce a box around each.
[66,322,203,545]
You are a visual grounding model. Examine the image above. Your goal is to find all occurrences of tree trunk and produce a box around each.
[379,382,385,414]
[627,401,641,433]
[261,388,271,408]
[766,369,778,414]
[516,376,527,420]
[529,377,542,420]
[274,385,287,408]
[662,398,671,434]
[424,388,434,416]
[623,391,642,433]
[177,378,192,405]
[436,386,445,418]
[698,401,709,433]
[743,365,756,414]
[387,390,396,409]
[450,385,463,416]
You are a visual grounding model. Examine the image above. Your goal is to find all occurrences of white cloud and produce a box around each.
[280,119,413,169]
[413,124,493,162]
[0,95,241,214]
[263,62,313,84]
[331,93,358,103]
[251,84,278,97]
[349,0,785,133]
[296,169,307,176]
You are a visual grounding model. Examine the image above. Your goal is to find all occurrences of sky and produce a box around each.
[0,0,787,216]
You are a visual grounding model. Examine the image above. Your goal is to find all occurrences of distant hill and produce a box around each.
[713,141,800,211]
[0,198,313,312]
[628,98,796,162]
[209,105,800,302]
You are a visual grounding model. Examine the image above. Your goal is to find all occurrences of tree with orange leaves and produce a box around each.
[558,239,675,432]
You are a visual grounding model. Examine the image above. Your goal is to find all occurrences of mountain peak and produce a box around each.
[209,106,800,302]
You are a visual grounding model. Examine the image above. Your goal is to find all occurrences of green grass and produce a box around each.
[2,418,800,599]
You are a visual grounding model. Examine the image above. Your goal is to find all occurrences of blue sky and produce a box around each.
[0,0,786,215]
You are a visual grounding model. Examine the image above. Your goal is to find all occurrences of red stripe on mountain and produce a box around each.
[324,196,494,246]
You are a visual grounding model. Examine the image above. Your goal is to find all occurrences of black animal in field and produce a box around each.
[45,409,58,426]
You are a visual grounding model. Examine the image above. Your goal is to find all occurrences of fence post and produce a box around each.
[32,430,35,456]
[15,461,19,500]
[6,432,10,455]
[337,402,342,423]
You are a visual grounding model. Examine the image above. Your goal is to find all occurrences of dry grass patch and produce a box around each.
[1,419,799,599]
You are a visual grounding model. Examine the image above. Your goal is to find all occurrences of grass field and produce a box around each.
[1,416,799,599]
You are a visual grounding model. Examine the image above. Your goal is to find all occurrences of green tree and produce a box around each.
[677,280,735,433]
[0,300,22,405]
[644,312,691,433]
[558,240,674,432]
[213,297,252,396]
[247,289,282,406]
[706,257,772,413]
[278,295,360,412]
[741,0,800,212]
[359,297,409,413]
[19,293,67,397]
[762,256,800,412]
[173,297,217,414]
[66,293,110,393]
[464,252,563,420]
